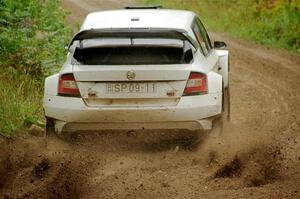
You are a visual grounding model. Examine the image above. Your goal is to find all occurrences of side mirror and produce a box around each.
[214,41,227,49]
[64,45,69,51]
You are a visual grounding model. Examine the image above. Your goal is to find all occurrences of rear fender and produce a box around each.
[207,71,222,94]
[215,50,229,88]
[44,74,59,96]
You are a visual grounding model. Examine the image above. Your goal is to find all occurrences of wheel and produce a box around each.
[46,118,56,138]
[223,86,230,121]
[219,86,230,127]
[211,85,230,137]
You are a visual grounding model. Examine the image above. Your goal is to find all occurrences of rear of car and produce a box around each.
[44,9,224,134]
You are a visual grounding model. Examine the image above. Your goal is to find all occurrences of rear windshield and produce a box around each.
[72,38,193,65]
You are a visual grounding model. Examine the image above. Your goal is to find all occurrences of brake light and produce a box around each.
[58,74,80,97]
[183,72,207,96]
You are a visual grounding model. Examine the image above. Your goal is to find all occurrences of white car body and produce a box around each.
[43,8,229,134]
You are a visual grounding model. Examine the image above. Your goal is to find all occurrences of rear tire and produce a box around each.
[223,86,230,121]
[211,86,230,137]
[46,118,56,138]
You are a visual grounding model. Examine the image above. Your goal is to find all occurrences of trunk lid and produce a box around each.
[73,64,191,107]
[70,28,195,107]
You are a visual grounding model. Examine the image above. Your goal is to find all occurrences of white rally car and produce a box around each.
[44,6,230,135]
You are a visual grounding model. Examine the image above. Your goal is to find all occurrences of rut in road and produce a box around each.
[1,0,299,199]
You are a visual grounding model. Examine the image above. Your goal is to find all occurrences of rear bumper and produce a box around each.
[44,93,222,132]
[56,120,213,133]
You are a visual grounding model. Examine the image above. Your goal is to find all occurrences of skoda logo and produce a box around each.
[126,71,136,80]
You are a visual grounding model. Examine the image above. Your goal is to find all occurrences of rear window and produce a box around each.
[72,38,193,65]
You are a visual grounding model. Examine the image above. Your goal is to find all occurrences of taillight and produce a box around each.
[183,72,208,96]
[58,74,80,97]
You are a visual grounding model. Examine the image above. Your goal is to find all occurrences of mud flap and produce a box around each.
[46,118,56,138]
[211,87,230,137]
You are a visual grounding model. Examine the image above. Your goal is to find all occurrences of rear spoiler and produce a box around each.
[68,28,198,49]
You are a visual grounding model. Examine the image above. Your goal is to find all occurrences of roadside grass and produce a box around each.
[142,0,300,52]
[0,70,43,137]
[0,0,71,137]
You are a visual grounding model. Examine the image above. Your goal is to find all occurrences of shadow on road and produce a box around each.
[60,130,210,153]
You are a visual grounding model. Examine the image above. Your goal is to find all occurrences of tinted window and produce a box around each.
[192,18,212,55]
[73,46,193,65]
[192,23,208,55]
[197,18,212,51]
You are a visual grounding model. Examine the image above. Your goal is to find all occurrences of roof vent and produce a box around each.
[124,5,162,9]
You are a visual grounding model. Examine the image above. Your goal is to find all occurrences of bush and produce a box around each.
[0,70,43,136]
[0,0,71,78]
[0,0,71,136]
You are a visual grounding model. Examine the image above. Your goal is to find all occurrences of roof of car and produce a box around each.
[80,9,196,31]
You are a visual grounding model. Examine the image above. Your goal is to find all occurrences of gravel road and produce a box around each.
[0,0,299,198]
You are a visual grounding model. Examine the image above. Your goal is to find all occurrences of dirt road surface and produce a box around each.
[1,0,300,198]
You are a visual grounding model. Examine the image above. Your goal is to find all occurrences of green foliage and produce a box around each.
[0,0,71,136]
[0,70,43,136]
[143,0,300,52]
[0,0,72,78]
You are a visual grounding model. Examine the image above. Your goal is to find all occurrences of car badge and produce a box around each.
[127,71,136,80]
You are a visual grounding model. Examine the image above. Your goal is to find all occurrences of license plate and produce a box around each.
[106,83,156,94]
